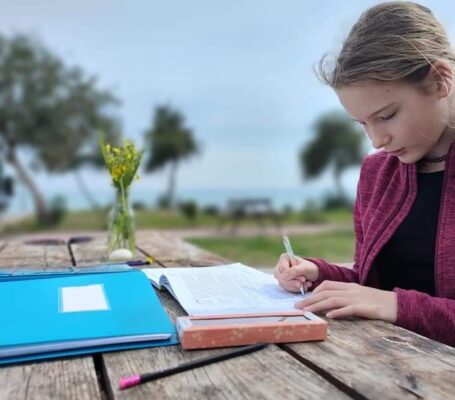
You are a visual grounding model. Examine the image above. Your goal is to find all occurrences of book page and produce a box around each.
[145,269,165,289]
[143,263,310,316]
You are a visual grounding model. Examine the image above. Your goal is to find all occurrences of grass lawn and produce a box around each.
[3,208,353,234]
[188,230,355,268]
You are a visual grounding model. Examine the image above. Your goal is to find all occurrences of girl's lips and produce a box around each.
[389,148,406,156]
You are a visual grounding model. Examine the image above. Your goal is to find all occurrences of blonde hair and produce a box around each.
[318,1,455,88]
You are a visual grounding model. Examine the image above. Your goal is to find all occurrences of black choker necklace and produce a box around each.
[422,154,448,163]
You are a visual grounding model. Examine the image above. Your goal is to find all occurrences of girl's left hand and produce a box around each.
[295,281,398,323]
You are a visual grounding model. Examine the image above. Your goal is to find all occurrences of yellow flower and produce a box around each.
[100,137,144,189]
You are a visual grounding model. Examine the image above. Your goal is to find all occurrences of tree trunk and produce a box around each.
[73,169,101,210]
[6,146,50,224]
[334,169,345,199]
[165,160,178,208]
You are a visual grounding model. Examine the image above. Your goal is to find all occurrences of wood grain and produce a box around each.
[140,242,455,400]
[70,237,351,400]
[103,340,351,400]
[137,231,229,267]
[0,358,102,400]
[265,263,455,399]
[4,231,454,400]
[283,317,455,400]
[0,239,103,400]
[70,235,141,266]
[0,240,71,268]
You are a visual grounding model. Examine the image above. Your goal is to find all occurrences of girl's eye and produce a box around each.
[380,111,396,121]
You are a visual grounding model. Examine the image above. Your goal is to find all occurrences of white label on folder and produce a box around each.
[60,284,109,313]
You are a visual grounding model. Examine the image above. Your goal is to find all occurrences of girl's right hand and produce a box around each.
[273,253,320,293]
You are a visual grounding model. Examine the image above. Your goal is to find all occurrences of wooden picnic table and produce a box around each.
[0,231,454,400]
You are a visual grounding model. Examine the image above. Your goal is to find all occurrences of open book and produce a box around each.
[142,263,313,316]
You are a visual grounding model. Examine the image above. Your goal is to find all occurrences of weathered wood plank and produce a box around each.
[137,231,229,267]
[70,235,142,265]
[102,294,352,400]
[0,358,102,400]
[0,240,71,268]
[150,247,455,400]
[284,317,455,400]
[70,236,353,400]
[54,230,225,267]
[142,242,455,399]
[102,339,351,400]
[0,238,103,400]
[273,265,455,399]
[69,235,110,265]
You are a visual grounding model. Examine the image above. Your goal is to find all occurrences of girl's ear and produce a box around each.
[429,60,453,98]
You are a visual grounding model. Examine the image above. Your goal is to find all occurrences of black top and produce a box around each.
[376,170,444,296]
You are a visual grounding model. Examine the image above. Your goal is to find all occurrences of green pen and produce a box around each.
[283,235,305,295]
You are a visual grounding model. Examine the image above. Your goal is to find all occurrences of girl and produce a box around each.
[274,1,455,346]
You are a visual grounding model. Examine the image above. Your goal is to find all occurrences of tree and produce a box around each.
[300,111,365,198]
[0,154,13,213]
[0,34,120,223]
[66,120,121,210]
[144,105,200,207]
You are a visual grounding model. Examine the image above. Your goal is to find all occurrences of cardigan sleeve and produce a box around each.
[394,288,455,346]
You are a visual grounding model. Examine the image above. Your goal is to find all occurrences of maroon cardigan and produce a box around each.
[309,143,455,346]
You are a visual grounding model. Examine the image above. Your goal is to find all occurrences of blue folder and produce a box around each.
[0,269,178,365]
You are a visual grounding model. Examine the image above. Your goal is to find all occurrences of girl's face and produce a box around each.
[336,79,450,164]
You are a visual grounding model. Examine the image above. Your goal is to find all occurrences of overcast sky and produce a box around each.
[2,0,455,211]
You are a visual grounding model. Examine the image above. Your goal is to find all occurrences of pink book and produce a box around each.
[177,311,327,349]
[144,263,328,349]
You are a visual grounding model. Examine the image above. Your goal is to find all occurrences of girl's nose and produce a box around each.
[365,126,391,149]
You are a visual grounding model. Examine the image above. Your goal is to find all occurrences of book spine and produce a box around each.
[178,322,327,349]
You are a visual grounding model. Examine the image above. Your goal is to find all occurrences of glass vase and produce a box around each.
[108,186,136,254]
